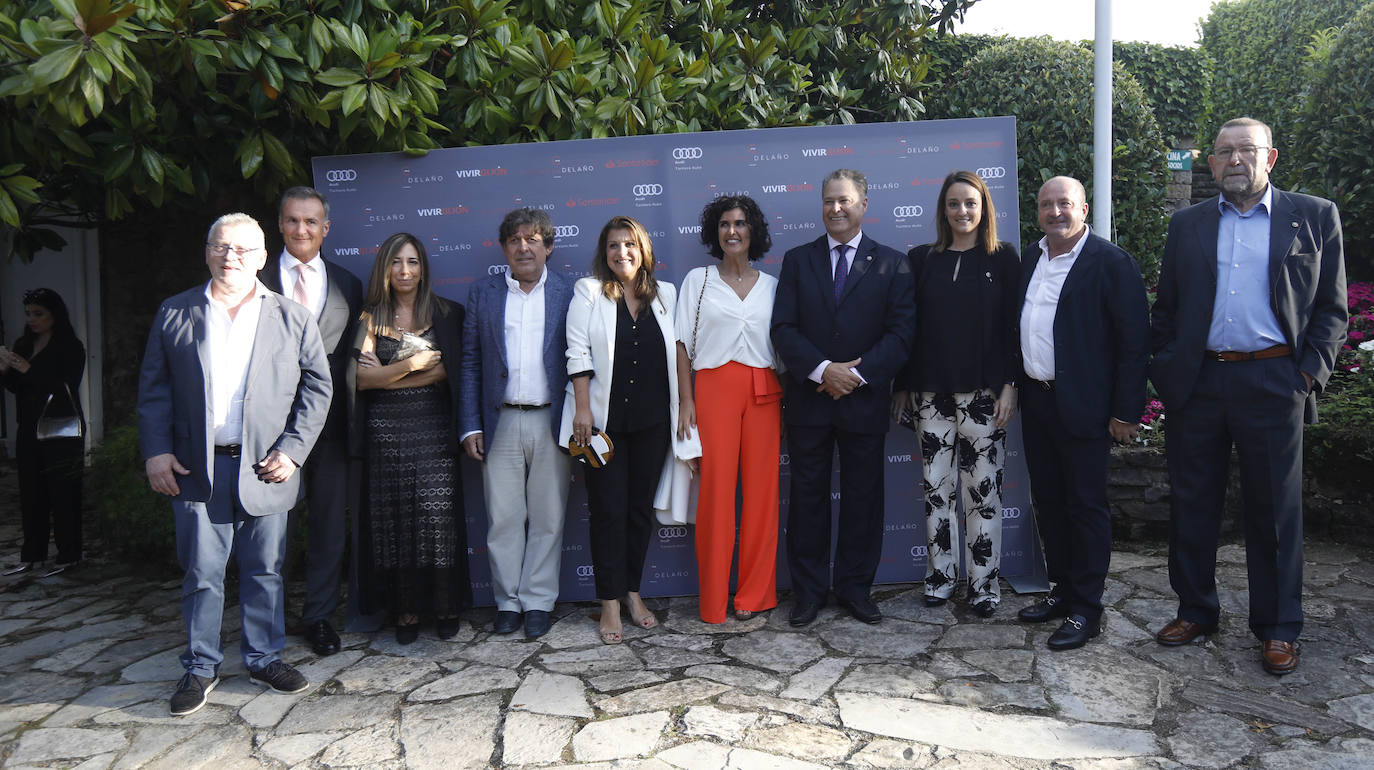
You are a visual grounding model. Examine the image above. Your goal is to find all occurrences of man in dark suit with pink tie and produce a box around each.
[771,169,916,627]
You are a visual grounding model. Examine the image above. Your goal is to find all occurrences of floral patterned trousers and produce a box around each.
[917,389,1006,604]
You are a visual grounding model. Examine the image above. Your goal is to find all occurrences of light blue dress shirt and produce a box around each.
[1207,186,1287,351]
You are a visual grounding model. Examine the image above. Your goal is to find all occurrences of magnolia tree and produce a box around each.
[0,0,979,261]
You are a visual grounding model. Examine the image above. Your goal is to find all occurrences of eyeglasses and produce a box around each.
[206,242,265,257]
[1212,145,1269,161]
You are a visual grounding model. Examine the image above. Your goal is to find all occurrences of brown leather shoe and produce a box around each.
[1155,618,1218,646]
[1261,640,1300,675]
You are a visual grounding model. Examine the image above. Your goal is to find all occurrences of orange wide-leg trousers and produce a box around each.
[693,361,782,623]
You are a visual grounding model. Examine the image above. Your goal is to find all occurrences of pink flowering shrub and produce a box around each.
[1338,281,1374,372]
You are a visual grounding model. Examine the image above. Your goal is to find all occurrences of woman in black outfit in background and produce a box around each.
[2,288,86,576]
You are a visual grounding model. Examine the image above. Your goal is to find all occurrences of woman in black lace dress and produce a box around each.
[355,233,468,643]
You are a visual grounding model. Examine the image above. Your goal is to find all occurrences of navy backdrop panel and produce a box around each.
[313,118,1035,604]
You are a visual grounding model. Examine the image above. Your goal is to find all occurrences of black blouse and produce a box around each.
[901,242,1022,394]
[605,297,670,433]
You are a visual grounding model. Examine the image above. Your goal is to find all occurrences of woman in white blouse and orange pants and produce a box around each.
[676,195,783,624]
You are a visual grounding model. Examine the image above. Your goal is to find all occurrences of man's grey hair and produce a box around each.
[822,168,868,197]
[207,212,263,243]
[280,186,331,219]
[1218,117,1273,147]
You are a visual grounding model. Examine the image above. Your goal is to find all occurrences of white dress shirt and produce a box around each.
[279,250,328,318]
[1020,226,1091,382]
[809,232,867,384]
[503,266,551,406]
[675,266,778,371]
[205,280,268,445]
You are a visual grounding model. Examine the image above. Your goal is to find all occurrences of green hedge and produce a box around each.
[928,37,1169,283]
[1292,3,1374,280]
[87,425,177,569]
[1111,42,1211,148]
[1199,0,1369,187]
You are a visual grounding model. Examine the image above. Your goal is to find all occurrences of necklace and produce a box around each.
[720,266,752,283]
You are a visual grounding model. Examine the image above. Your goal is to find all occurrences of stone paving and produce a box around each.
[3,469,1374,768]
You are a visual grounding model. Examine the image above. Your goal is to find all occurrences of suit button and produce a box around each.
[833,332,840,339]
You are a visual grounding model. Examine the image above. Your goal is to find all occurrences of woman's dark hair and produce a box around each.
[698,195,771,261]
[362,232,438,336]
[19,288,76,345]
[931,170,1000,253]
[591,215,659,303]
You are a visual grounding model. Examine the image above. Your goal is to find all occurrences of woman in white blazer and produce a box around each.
[560,215,698,645]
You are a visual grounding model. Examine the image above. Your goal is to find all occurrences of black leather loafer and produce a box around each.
[837,595,883,624]
[1047,614,1101,650]
[493,610,522,635]
[524,610,552,639]
[789,601,823,627]
[1017,595,1072,623]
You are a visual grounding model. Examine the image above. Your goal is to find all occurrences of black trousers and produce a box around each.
[584,421,670,600]
[1019,383,1112,624]
[1166,357,1306,642]
[17,433,84,564]
[784,424,885,606]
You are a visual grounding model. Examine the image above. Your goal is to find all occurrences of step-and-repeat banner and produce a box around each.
[314,117,1037,604]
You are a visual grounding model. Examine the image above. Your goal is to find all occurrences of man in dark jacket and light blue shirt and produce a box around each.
[1150,117,1347,675]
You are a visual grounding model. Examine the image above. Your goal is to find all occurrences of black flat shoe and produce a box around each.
[836,595,883,624]
[789,601,822,627]
[305,619,341,655]
[923,595,948,607]
[395,623,420,645]
[436,616,461,640]
[1017,595,1072,623]
[972,600,997,618]
[493,610,522,635]
[523,610,552,639]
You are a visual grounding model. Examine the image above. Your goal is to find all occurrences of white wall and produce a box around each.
[2,227,103,458]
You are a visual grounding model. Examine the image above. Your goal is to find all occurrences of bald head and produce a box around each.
[1039,176,1086,205]
[1037,176,1089,254]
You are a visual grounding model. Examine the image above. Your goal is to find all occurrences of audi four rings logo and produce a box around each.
[325,169,357,182]
[892,205,925,218]
[576,565,595,577]
[658,526,688,538]
[633,184,664,197]
[672,147,703,160]
[976,167,1007,179]
[554,225,580,238]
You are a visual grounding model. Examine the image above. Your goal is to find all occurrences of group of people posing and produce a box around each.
[126,115,1345,718]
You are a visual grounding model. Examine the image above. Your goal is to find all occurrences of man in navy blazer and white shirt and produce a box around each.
[1015,176,1149,651]
[1150,117,1347,675]
[258,187,364,656]
[771,168,916,627]
[139,213,332,716]
[460,208,574,639]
